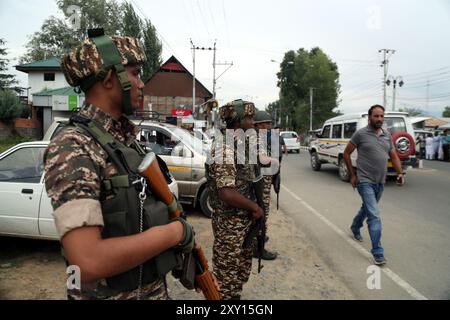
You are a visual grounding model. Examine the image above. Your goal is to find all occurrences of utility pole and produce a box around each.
[190,39,196,117]
[426,79,430,109]
[212,41,217,99]
[309,87,315,131]
[190,40,216,118]
[379,49,396,108]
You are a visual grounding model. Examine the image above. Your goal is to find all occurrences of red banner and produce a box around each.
[171,109,192,117]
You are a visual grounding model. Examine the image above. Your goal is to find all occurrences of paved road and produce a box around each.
[277,152,450,300]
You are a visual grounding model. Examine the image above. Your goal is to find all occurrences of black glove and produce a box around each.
[173,217,195,253]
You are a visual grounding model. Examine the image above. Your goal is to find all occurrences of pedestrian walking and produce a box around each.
[343,104,405,266]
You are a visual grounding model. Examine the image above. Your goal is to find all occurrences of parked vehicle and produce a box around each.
[309,111,418,182]
[280,131,301,153]
[136,121,213,218]
[0,140,178,240]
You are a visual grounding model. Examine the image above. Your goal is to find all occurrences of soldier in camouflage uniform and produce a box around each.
[253,111,279,261]
[44,30,195,300]
[207,100,264,300]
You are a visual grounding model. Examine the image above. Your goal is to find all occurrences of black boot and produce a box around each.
[253,248,278,260]
[261,248,278,260]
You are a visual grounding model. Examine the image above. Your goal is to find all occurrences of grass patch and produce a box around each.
[0,136,34,153]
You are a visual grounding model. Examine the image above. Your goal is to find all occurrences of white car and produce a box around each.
[280,131,301,153]
[0,141,178,240]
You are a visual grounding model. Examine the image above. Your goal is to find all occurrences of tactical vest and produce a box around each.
[67,114,181,292]
[205,133,256,216]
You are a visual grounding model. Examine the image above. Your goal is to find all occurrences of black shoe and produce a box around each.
[260,249,278,260]
[373,254,387,266]
[350,227,363,242]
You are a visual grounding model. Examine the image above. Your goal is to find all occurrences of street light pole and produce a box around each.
[386,76,404,111]
[379,49,396,107]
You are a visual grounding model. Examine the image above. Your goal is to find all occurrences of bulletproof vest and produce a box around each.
[68,114,181,292]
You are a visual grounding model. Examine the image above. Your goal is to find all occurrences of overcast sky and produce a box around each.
[1,0,450,117]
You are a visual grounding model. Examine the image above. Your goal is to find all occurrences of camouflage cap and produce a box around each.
[253,110,273,124]
[61,36,147,88]
[219,99,256,121]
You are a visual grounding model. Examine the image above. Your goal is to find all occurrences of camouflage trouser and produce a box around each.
[211,212,253,300]
[263,175,272,232]
[67,277,169,300]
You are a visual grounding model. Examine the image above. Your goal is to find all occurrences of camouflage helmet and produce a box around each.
[61,32,146,91]
[253,110,273,124]
[61,29,146,116]
[219,99,256,121]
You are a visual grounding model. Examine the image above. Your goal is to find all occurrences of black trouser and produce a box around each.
[443,144,450,162]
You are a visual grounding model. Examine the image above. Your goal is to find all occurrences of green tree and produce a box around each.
[20,0,162,80]
[265,100,281,123]
[276,47,340,132]
[121,3,162,81]
[142,19,163,81]
[443,106,450,117]
[122,2,142,39]
[0,89,27,121]
[0,39,18,90]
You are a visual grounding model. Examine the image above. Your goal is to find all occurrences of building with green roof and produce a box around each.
[15,57,68,103]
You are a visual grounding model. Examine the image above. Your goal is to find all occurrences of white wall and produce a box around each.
[28,71,69,102]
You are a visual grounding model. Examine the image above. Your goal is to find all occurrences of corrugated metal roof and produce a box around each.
[33,86,84,97]
[16,57,61,72]
[424,118,448,127]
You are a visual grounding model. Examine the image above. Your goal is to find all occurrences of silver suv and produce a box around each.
[309,111,418,182]
[136,121,212,217]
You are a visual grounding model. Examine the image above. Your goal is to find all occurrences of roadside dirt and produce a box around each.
[0,200,355,300]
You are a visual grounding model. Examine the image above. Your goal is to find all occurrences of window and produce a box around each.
[321,125,331,138]
[344,122,357,138]
[139,128,181,156]
[384,117,407,134]
[44,73,55,81]
[0,147,46,183]
[281,132,298,139]
[332,124,343,139]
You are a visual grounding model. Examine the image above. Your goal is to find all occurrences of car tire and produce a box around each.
[199,188,213,218]
[311,152,321,171]
[338,158,350,182]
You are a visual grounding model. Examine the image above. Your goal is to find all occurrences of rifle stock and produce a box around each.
[138,152,221,300]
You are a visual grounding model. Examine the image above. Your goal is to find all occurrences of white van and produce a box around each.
[309,111,418,181]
